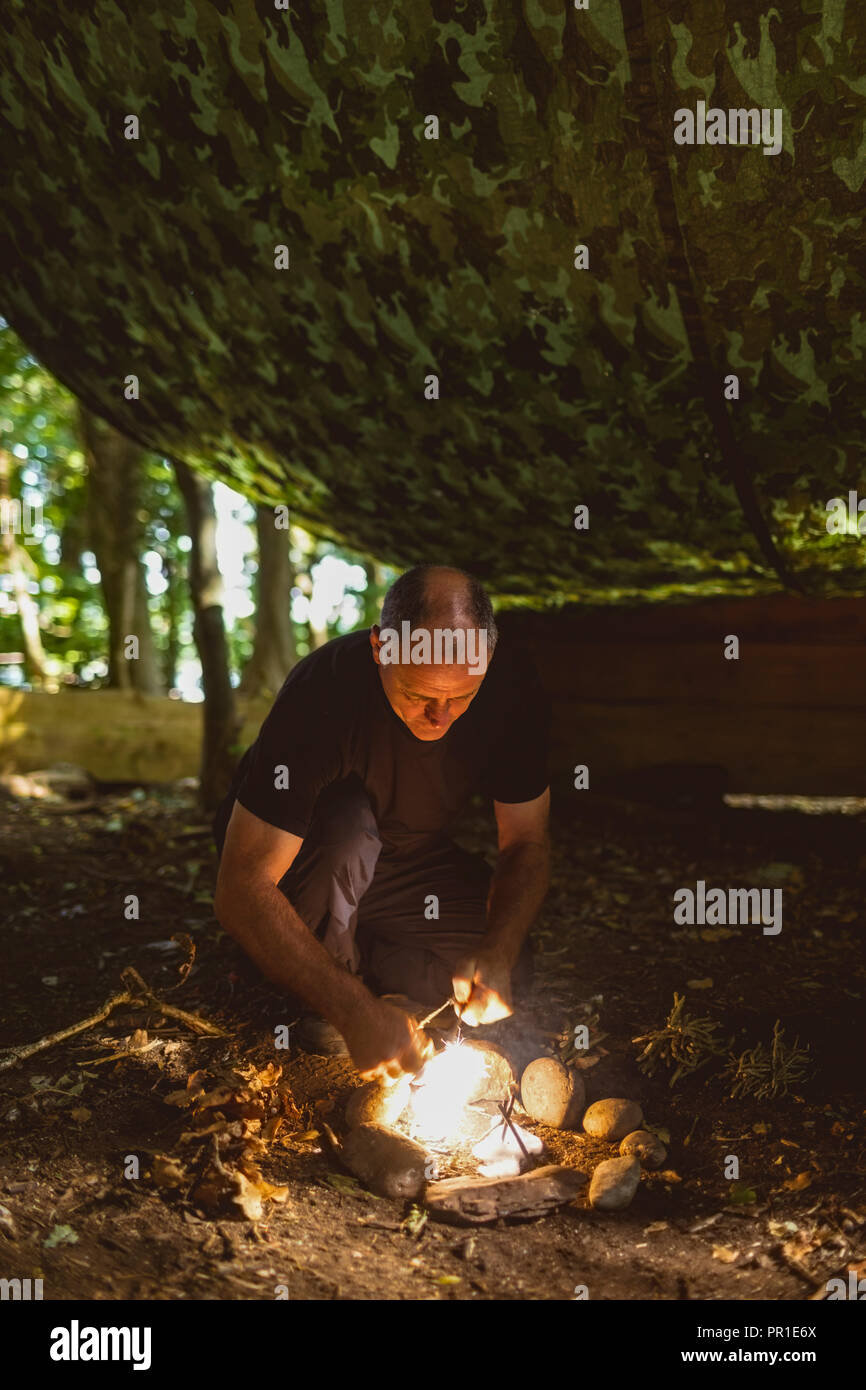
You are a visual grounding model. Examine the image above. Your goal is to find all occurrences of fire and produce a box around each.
[406,1040,488,1145]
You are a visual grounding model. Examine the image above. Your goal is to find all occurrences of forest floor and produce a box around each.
[0,781,864,1302]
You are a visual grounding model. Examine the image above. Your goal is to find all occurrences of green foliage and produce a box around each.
[1,3,865,597]
[0,321,388,690]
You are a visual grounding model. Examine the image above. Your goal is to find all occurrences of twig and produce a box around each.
[0,986,133,1072]
[418,997,458,1030]
[0,966,227,1072]
[119,967,226,1036]
[497,1099,533,1163]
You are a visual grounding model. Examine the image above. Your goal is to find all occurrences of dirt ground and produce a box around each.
[0,781,864,1301]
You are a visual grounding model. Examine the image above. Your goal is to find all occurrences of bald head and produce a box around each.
[379,565,498,649]
[372,565,498,741]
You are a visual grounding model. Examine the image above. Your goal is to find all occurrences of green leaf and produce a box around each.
[324,1173,361,1193]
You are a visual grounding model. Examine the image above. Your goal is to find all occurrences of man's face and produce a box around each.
[370,628,488,741]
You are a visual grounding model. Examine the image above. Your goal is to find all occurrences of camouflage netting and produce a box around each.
[0,0,864,602]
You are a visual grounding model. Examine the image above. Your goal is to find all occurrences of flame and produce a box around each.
[407,1040,488,1144]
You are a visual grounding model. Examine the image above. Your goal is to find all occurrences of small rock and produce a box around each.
[341,1123,430,1200]
[583,1097,643,1142]
[460,1040,516,1105]
[345,1076,411,1130]
[0,1204,17,1239]
[520,1057,585,1129]
[589,1156,641,1211]
[620,1129,667,1169]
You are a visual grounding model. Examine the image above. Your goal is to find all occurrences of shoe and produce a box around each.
[295,1014,350,1056]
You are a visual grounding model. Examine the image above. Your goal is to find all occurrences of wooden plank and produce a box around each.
[529,644,866,708]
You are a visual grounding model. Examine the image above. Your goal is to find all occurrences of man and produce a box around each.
[212,564,550,1081]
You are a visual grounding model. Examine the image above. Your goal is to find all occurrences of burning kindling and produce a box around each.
[406,1040,491,1146]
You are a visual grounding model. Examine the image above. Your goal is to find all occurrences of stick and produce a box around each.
[0,987,133,1072]
[497,1100,533,1163]
[417,997,458,1030]
[0,967,227,1072]
[119,967,225,1036]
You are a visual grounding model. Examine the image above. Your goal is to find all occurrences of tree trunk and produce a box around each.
[173,459,241,813]
[238,504,296,697]
[78,406,161,692]
[0,447,47,685]
[132,560,161,694]
[161,554,181,691]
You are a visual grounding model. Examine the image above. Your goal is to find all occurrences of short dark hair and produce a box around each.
[380,565,498,650]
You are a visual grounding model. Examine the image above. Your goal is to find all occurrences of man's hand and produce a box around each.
[341,997,433,1081]
[452,949,514,1027]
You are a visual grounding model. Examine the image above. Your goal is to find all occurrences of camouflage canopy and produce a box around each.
[1,0,864,602]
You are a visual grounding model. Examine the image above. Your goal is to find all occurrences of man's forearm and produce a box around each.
[482,839,550,966]
[215,877,371,1030]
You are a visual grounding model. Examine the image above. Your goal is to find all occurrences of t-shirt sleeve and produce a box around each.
[234,676,342,839]
[485,658,551,804]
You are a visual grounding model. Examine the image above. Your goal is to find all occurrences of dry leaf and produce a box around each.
[152,1154,187,1189]
[783,1171,813,1191]
[69,1107,91,1123]
[712,1245,740,1263]
[687,978,714,990]
[768,1220,799,1238]
[195,1087,237,1110]
[179,1120,228,1143]
[231,1171,265,1222]
[644,1221,669,1234]
[163,1089,196,1108]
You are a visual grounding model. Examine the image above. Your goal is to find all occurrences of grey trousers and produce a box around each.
[214,774,532,1007]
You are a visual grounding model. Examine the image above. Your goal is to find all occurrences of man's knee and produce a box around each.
[277,776,382,921]
[311,776,379,855]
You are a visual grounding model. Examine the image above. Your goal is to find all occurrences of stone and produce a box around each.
[583,1097,643,1142]
[520,1057,585,1128]
[589,1156,641,1211]
[341,1123,430,1200]
[459,1039,516,1105]
[620,1129,667,1169]
[426,1165,587,1226]
[345,1076,411,1130]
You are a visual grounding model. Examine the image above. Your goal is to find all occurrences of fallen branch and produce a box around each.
[0,965,227,1072]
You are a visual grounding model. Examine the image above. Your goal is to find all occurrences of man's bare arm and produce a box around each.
[213,801,427,1077]
[453,788,551,1025]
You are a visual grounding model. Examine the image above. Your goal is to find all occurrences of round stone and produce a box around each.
[341,1123,430,1200]
[520,1057,585,1129]
[345,1077,411,1130]
[460,1040,516,1105]
[589,1155,641,1211]
[619,1129,667,1169]
[582,1097,643,1142]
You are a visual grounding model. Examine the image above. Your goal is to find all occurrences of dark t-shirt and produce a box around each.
[225,629,549,859]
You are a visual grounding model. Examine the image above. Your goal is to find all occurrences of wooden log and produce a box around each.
[498,598,866,796]
[425,1164,587,1226]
